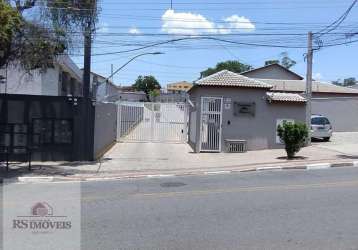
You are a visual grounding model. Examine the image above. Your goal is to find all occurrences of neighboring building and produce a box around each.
[86,71,119,101]
[152,88,188,103]
[263,79,358,95]
[86,71,146,102]
[0,55,83,96]
[242,64,358,132]
[167,81,193,93]
[241,63,304,80]
[116,88,147,102]
[188,70,306,152]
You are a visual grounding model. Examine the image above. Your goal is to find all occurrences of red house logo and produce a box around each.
[31,202,53,217]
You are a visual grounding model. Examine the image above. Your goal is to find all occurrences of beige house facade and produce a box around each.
[188,70,307,153]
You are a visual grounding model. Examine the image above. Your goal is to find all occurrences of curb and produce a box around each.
[9,160,358,184]
[306,163,331,170]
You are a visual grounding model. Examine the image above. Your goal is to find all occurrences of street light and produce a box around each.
[102,52,164,84]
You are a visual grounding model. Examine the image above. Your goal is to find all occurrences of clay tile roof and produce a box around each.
[195,70,272,89]
[266,92,307,103]
[261,79,358,95]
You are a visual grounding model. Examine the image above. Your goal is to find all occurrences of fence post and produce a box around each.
[116,103,122,142]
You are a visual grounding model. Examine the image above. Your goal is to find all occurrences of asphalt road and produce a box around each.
[2,167,358,250]
[81,167,358,250]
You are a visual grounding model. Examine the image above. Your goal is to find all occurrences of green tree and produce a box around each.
[343,77,356,86]
[0,1,22,66]
[280,52,296,69]
[133,75,161,101]
[200,60,253,78]
[277,122,308,159]
[264,60,279,66]
[332,77,357,86]
[332,79,341,86]
[0,0,99,71]
[264,52,296,69]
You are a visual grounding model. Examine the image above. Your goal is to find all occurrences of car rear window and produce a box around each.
[311,117,330,125]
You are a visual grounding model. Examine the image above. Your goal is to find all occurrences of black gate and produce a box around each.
[0,94,94,161]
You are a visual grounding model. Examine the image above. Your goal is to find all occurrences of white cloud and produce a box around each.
[161,9,216,35]
[129,27,141,34]
[223,15,256,32]
[161,9,255,35]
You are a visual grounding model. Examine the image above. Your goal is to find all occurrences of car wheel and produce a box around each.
[323,137,330,142]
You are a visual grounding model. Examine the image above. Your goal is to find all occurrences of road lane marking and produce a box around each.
[6,179,358,206]
[256,166,283,171]
[204,171,231,175]
[78,179,358,202]
[133,180,358,199]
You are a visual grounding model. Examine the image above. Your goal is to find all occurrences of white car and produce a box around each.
[311,115,333,141]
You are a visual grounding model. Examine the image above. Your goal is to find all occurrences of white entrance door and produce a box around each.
[200,97,223,152]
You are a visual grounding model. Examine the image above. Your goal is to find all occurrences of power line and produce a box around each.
[66,34,358,57]
[315,0,358,37]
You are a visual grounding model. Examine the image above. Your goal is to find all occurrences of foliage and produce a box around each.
[280,52,296,69]
[264,52,297,69]
[200,60,253,78]
[132,75,161,101]
[9,22,67,71]
[149,89,160,97]
[332,77,357,86]
[264,60,279,66]
[0,0,99,70]
[0,1,22,66]
[277,122,308,159]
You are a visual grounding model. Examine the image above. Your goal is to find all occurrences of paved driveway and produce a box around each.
[313,132,358,156]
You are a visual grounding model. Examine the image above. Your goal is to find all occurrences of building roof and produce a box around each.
[266,92,307,103]
[195,70,272,89]
[260,79,358,95]
[167,81,193,87]
[241,63,304,80]
[57,55,83,82]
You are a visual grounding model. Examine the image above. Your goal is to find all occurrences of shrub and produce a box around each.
[277,122,308,159]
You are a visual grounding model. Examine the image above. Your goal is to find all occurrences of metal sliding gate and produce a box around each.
[117,102,188,143]
[200,97,223,152]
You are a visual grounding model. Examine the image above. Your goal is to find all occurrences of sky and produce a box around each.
[71,0,358,87]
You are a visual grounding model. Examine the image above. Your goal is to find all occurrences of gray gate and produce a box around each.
[200,97,223,152]
[117,102,188,143]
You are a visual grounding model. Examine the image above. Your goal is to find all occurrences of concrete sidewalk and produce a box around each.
[2,140,358,181]
[312,132,358,156]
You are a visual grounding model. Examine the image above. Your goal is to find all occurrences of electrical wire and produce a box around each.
[315,0,358,38]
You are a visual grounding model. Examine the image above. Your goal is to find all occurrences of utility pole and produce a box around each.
[83,25,91,99]
[306,31,313,145]
[82,22,94,161]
